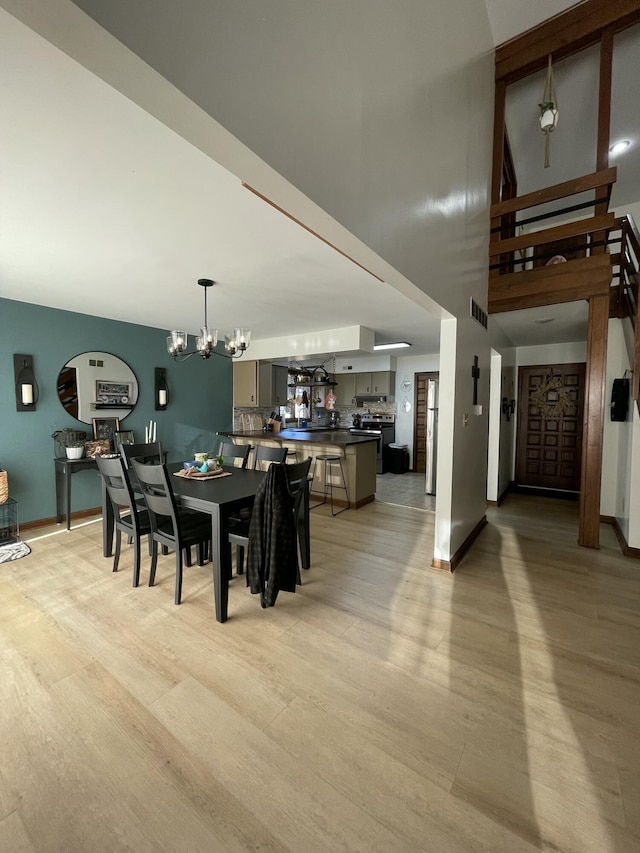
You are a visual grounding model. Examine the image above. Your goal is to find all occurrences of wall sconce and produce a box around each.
[14,354,39,411]
[502,396,516,421]
[155,367,169,411]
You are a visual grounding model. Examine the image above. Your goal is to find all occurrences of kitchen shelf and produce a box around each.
[288,381,337,388]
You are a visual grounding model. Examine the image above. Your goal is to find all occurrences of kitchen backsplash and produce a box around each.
[233,401,397,432]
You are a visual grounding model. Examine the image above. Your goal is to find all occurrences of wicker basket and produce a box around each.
[0,469,8,504]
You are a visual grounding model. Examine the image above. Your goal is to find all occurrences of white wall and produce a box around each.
[487,349,516,502]
[604,318,640,548]
[515,341,588,367]
[602,319,628,517]
[436,317,490,562]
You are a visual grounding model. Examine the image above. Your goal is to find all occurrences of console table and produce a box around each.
[54,455,104,533]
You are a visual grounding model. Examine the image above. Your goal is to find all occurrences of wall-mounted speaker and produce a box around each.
[610,377,629,422]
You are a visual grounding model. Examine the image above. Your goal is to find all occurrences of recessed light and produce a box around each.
[609,139,631,156]
[534,318,555,324]
[373,342,412,350]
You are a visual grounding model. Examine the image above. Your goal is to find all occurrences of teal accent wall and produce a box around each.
[0,297,233,524]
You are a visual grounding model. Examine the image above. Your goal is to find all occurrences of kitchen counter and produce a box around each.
[219,429,377,508]
[220,429,376,447]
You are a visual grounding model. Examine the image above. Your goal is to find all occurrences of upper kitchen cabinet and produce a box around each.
[233,361,288,407]
[333,373,356,406]
[354,371,396,396]
[371,371,395,395]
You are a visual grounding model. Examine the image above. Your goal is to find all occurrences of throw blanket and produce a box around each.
[246,463,297,607]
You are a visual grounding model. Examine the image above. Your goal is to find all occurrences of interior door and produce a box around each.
[413,372,438,475]
[515,363,585,492]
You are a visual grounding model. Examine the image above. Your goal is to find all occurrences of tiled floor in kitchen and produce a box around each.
[374,471,435,511]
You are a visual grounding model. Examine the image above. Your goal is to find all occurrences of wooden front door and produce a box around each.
[516,363,585,492]
[413,372,438,474]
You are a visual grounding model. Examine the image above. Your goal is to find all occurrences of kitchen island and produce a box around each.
[219,428,377,509]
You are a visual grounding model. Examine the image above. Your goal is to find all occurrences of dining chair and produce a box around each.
[252,444,288,471]
[95,454,151,587]
[217,441,251,469]
[119,441,165,481]
[229,457,312,581]
[131,460,211,605]
[229,445,290,527]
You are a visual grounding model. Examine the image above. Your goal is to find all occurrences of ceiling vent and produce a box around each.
[470,298,488,330]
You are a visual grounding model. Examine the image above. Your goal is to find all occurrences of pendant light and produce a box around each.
[166,279,251,361]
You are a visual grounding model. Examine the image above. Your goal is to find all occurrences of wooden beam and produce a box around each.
[241,183,385,283]
[597,29,614,174]
[578,294,609,548]
[490,168,616,219]
[488,255,612,314]
[489,213,615,257]
[495,0,640,83]
[491,79,506,207]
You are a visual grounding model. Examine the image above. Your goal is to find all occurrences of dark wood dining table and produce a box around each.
[102,461,312,622]
[102,462,264,622]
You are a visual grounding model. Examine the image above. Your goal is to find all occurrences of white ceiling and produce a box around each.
[0,7,442,361]
[484,0,584,46]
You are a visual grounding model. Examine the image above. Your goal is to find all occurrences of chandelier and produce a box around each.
[166,279,250,361]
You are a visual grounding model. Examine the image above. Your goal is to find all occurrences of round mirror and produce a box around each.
[57,351,139,425]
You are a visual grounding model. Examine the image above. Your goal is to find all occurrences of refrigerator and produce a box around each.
[425,378,438,495]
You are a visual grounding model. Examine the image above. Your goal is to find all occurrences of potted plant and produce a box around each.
[538,100,558,132]
[65,441,85,460]
[52,428,88,457]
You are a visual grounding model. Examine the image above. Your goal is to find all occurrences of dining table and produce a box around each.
[102,462,265,622]
[102,460,312,622]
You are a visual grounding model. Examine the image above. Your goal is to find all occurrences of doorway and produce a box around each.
[515,363,585,494]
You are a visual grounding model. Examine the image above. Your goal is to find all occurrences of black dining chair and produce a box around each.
[119,441,165,485]
[217,441,251,469]
[252,444,288,470]
[131,460,211,605]
[229,445,290,526]
[96,454,151,587]
[229,457,312,581]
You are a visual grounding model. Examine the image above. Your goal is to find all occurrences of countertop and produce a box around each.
[220,429,377,446]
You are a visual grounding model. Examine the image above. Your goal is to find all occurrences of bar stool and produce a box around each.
[311,454,350,516]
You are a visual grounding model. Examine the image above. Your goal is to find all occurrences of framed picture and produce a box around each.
[92,417,120,448]
[95,380,133,405]
[85,439,111,458]
[114,430,135,449]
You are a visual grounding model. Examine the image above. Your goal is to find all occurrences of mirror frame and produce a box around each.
[56,350,139,425]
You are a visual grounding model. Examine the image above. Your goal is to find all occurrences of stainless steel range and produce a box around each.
[349,413,396,474]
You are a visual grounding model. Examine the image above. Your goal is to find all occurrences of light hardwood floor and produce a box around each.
[1,495,639,852]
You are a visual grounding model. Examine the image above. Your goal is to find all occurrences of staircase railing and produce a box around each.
[610,214,640,411]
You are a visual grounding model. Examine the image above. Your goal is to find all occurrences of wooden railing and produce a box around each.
[489,167,617,277]
[610,214,640,410]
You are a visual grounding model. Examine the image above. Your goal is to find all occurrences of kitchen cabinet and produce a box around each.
[371,370,395,395]
[332,374,356,406]
[233,361,288,407]
[259,363,288,406]
[353,371,396,396]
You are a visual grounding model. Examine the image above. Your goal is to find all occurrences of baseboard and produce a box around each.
[487,481,514,507]
[432,515,488,573]
[21,507,102,531]
[601,515,640,559]
[511,485,579,501]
